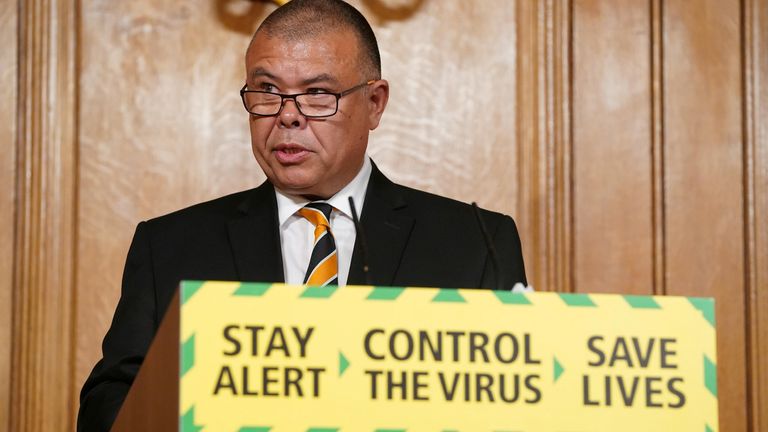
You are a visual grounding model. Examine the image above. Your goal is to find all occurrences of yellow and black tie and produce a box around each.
[299,202,338,286]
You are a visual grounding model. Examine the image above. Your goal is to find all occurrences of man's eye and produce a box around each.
[259,83,278,92]
[307,88,331,94]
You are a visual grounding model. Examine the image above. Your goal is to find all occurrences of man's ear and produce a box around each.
[367,79,389,130]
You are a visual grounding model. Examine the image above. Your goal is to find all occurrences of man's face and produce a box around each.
[244,29,388,198]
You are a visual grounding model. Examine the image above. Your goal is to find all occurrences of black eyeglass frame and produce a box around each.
[239,80,375,118]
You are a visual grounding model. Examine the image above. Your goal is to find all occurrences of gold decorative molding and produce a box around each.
[252,0,288,5]
[515,0,573,293]
[12,0,79,430]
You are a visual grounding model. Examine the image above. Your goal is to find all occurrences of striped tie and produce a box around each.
[299,202,338,286]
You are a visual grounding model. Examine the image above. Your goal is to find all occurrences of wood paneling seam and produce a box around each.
[650,0,667,296]
[563,0,574,295]
[542,0,573,293]
[68,0,82,428]
[742,0,766,429]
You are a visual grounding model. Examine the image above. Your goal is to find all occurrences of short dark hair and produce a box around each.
[253,0,381,79]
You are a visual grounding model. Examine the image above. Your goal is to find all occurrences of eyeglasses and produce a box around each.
[240,80,375,118]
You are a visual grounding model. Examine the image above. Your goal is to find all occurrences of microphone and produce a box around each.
[472,202,504,291]
[348,197,372,285]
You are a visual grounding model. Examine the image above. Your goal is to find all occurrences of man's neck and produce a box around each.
[274,156,373,225]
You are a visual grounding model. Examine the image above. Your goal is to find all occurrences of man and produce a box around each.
[78,0,526,430]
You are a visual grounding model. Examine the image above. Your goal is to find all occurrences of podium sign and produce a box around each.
[178,281,718,431]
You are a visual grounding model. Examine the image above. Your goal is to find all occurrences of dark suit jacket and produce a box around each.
[77,163,526,431]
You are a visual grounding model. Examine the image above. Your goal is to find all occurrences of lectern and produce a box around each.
[112,291,180,431]
[112,280,719,431]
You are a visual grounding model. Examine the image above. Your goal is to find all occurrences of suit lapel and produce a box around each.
[349,164,414,286]
[227,164,412,286]
[227,182,285,283]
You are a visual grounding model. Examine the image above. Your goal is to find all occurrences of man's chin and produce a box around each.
[271,176,322,198]
[267,167,344,200]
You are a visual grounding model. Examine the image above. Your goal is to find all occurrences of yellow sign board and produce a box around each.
[178,281,718,431]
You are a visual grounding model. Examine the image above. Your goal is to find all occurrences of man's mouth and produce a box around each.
[274,143,310,164]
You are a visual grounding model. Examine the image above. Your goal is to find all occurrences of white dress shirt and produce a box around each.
[275,157,372,286]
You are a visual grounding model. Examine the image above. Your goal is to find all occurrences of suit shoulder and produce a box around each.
[395,183,510,222]
[143,188,258,230]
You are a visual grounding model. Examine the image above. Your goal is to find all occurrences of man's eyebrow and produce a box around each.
[247,69,341,87]
[248,67,277,81]
[301,74,340,87]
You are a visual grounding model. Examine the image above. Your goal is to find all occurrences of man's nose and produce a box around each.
[277,98,305,128]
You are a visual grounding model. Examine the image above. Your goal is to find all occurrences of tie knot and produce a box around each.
[298,202,333,227]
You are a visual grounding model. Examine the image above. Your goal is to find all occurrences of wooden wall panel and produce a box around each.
[516,0,572,293]
[75,0,266,404]
[0,0,18,428]
[746,0,768,428]
[0,0,737,430]
[365,1,519,216]
[12,0,78,431]
[663,0,746,430]
[572,0,654,295]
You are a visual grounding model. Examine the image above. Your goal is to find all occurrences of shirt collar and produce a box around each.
[275,157,372,226]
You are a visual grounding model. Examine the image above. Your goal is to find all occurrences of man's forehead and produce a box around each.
[248,28,358,56]
[248,28,362,60]
[245,33,361,84]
